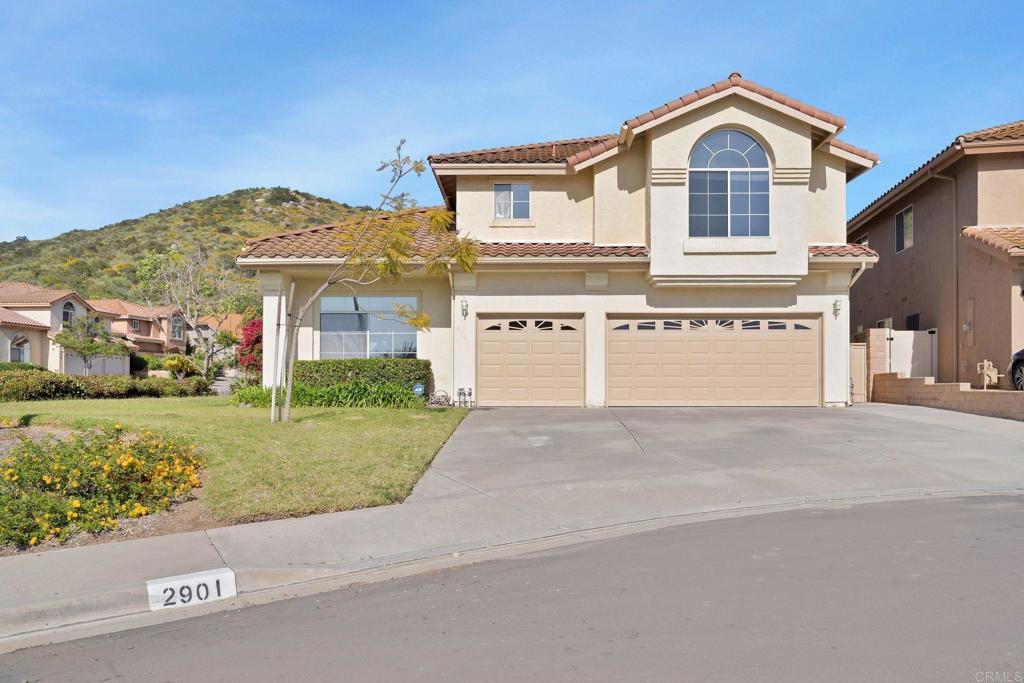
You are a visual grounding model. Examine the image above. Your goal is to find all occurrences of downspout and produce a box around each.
[929,169,958,380]
[849,261,868,287]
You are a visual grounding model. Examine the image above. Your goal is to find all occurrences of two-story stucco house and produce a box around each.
[239,73,879,407]
[87,299,187,356]
[847,120,1024,386]
[0,282,129,374]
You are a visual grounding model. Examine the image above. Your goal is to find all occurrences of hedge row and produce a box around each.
[232,381,423,409]
[0,370,211,402]
[292,359,432,391]
[0,362,44,373]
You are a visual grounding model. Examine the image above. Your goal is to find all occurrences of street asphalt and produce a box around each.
[4,494,1023,682]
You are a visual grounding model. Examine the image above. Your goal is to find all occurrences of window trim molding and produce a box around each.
[894,204,914,254]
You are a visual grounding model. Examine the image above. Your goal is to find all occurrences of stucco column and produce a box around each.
[584,312,607,407]
[259,272,290,388]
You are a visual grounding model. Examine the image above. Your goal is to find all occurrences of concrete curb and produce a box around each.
[3,485,1022,654]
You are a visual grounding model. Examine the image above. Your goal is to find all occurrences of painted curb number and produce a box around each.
[146,568,237,611]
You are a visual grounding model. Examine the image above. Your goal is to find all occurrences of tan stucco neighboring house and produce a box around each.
[0,282,130,375]
[87,299,187,356]
[847,120,1024,386]
[238,73,879,407]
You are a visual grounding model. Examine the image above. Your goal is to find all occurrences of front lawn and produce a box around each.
[0,397,466,524]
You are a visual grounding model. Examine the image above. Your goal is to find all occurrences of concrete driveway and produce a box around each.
[411,404,1024,529]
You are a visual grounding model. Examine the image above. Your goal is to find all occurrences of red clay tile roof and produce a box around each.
[960,226,1024,255]
[87,298,178,320]
[829,138,880,162]
[428,135,617,165]
[430,73,866,171]
[241,214,874,262]
[959,119,1024,143]
[623,72,844,131]
[849,119,1024,229]
[808,244,879,258]
[0,306,49,329]
[477,243,648,258]
[0,281,77,306]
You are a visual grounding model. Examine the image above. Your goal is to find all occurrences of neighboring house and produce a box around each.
[0,282,129,375]
[238,73,879,407]
[87,299,187,356]
[847,120,1024,385]
[189,314,245,361]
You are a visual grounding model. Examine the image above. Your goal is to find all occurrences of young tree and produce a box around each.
[137,250,259,378]
[277,141,478,422]
[53,314,130,376]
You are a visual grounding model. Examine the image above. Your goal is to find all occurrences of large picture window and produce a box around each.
[688,129,770,238]
[319,296,418,359]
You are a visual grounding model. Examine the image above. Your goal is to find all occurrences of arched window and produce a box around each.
[10,335,29,363]
[688,129,770,238]
[62,301,76,325]
[171,316,184,339]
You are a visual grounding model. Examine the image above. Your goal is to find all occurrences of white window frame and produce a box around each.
[895,205,913,253]
[855,233,870,247]
[876,318,892,329]
[61,301,75,326]
[493,182,531,221]
[170,316,184,339]
[131,319,141,331]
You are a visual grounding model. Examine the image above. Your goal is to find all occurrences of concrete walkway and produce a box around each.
[2,403,1024,649]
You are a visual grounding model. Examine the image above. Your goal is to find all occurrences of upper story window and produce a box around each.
[688,129,770,238]
[895,206,913,253]
[61,301,76,326]
[319,295,418,359]
[855,233,870,247]
[494,183,530,220]
[131,319,141,331]
[170,316,184,339]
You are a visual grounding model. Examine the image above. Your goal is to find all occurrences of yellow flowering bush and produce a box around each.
[0,425,204,548]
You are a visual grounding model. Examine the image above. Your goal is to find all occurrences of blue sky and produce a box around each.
[1,0,1021,241]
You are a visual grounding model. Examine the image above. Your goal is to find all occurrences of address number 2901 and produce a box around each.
[146,568,237,611]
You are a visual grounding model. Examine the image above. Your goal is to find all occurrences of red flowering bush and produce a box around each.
[237,317,263,376]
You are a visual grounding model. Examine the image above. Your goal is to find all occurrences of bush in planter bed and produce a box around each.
[231,380,422,409]
[0,362,45,373]
[292,359,432,391]
[0,371,86,401]
[0,370,211,401]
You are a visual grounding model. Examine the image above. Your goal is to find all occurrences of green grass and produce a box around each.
[0,397,466,524]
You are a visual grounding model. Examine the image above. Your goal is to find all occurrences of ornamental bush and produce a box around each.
[232,380,423,409]
[0,371,86,402]
[0,370,211,402]
[293,359,432,391]
[0,362,44,373]
[0,425,204,547]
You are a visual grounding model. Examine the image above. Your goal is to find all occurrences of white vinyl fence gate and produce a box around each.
[884,329,938,379]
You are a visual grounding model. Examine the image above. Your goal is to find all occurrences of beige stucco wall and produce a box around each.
[807,150,848,243]
[455,172,594,243]
[259,271,453,394]
[646,95,828,279]
[976,153,1024,224]
[1013,268,1024,354]
[592,143,647,245]
[958,244,1014,383]
[0,327,47,365]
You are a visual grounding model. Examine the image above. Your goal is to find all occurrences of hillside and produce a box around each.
[0,187,369,299]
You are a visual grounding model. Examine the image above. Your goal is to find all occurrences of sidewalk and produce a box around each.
[3,403,1024,650]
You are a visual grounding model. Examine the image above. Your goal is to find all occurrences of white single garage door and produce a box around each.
[477,316,584,406]
[606,317,820,406]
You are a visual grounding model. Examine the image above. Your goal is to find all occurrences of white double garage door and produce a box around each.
[476,315,821,407]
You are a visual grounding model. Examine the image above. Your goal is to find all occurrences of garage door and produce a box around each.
[606,317,820,406]
[477,317,583,406]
